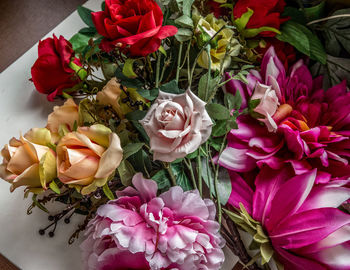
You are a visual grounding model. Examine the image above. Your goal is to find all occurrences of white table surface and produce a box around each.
[0,1,239,269]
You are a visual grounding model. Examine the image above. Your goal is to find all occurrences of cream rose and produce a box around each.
[0,128,56,192]
[251,82,280,132]
[56,124,123,195]
[46,98,79,142]
[140,90,213,162]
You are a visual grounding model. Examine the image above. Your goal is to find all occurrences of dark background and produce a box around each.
[0,0,85,72]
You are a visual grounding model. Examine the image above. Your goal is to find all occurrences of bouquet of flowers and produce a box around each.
[1,0,350,269]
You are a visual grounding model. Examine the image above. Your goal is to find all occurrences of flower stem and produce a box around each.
[184,158,197,190]
[176,42,183,83]
[155,52,161,88]
[165,163,177,186]
[197,148,202,197]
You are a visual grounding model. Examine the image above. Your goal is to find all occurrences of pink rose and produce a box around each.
[81,173,225,270]
[140,90,213,162]
[251,82,280,132]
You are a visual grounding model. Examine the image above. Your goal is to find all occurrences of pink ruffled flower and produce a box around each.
[229,168,350,269]
[80,173,225,270]
[219,47,350,181]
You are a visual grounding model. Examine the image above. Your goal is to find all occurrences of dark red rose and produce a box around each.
[233,0,288,37]
[257,38,296,70]
[31,35,82,101]
[91,0,178,57]
[208,1,230,18]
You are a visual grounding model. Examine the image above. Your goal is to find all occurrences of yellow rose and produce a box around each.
[96,77,146,118]
[0,128,56,193]
[194,12,241,71]
[56,124,123,195]
[46,99,79,143]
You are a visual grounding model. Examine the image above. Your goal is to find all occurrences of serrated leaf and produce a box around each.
[77,6,95,28]
[206,103,231,120]
[198,73,221,102]
[49,180,61,194]
[102,183,115,200]
[224,91,242,110]
[117,160,135,186]
[159,80,184,94]
[175,28,193,42]
[175,14,193,28]
[123,143,144,160]
[277,21,326,64]
[152,170,171,191]
[171,163,192,191]
[122,59,138,78]
[69,33,91,53]
[322,9,350,57]
[137,88,159,101]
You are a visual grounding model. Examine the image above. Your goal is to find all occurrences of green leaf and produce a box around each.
[176,0,195,17]
[175,28,193,42]
[171,163,192,191]
[158,45,167,56]
[206,103,231,120]
[137,88,159,101]
[198,73,221,102]
[49,180,61,194]
[311,54,350,88]
[79,27,97,37]
[122,59,138,78]
[212,120,229,137]
[77,6,95,28]
[117,160,135,186]
[159,80,184,94]
[224,91,242,111]
[235,9,254,32]
[101,1,106,11]
[123,143,145,160]
[175,14,193,28]
[260,242,274,265]
[69,33,91,53]
[277,21,326,64]
[201,157,215,195]
[126,110,147,121]
[102,183,115,200]
[32,194,49,213]
[242,26,281,38]
[217,168,232,205]
[115,69,143,88]
[282,7,307,24]
[152,170,171,191]
[321,9,350,57]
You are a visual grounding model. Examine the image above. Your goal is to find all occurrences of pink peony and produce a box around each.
[219,47,350,182]
[228,168,350,269]
[80,173,225,270]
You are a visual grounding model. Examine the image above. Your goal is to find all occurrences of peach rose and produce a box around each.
[251,82,280,132]
[56,124,123,195]
[140,90,213,162]
[0,128,56,192]
[46,99,79,142]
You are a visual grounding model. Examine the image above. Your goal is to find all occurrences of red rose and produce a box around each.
[91,0,178,57]
[257,38,296,70]
[31,35,82,101]
[208,1,230,18]
[233,0,288,37]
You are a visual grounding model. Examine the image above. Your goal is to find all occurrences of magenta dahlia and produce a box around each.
[228,167,350,269]
[80,173,225,270]
[218,47,350,182]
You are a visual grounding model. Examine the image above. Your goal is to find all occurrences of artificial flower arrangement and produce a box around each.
[1,0,350,269]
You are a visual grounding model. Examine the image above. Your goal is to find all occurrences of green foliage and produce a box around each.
[206,103,231,120]
[102,183,115,200]
[118,160,136,186]
[49,180,61,195]
[198,73,221,102]
[159,80,185,94]
[69,33,91,53]
[123,143,145,160]
[277,21,326,64]
[152,170,172,191]
[77,6,95,28]
[321,9,350,57]
[137,88,159,101]
[171,163,192,191]
[224,91,242,111]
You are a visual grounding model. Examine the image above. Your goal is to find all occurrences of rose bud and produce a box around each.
[30,34,87,101]
[56,124,123,195]
[91,0,178,56]
[140,89,213,162]
[46,99,79,143]
[0,128,56,193]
